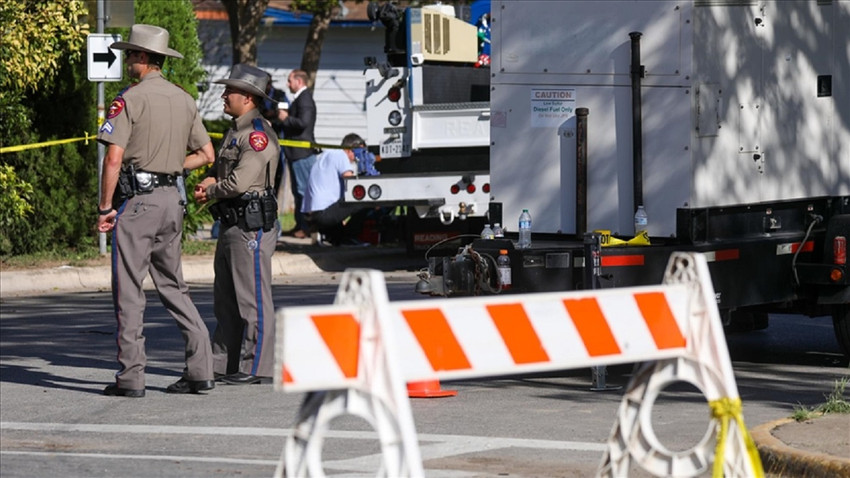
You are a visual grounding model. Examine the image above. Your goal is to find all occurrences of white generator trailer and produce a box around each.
[425,0,850,355]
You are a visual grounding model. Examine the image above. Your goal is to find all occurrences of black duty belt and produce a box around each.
[137,171,178,188]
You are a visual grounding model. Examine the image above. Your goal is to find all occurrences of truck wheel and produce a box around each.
[832,305,850,357]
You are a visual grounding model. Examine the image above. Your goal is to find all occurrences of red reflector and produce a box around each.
[352,185,366,200]
[835,236,846,265]
[482,183,490,193]
[388,87,401,102]
[830,268,844,282]
[792,241,815,253]
[466,184,476,193]
[601,255,645,267]
[714,249,740,261]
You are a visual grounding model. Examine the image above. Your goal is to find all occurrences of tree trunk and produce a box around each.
[299,8,333,90]
[221,0,270,65]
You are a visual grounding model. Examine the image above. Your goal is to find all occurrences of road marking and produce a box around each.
[0,422,606,451]
[1,450,279,466]
[1,421,606,473]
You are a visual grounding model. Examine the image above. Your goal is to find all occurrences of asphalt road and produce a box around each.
[1,272,847,477]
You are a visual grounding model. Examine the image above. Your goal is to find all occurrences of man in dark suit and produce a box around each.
[277,69,317,238]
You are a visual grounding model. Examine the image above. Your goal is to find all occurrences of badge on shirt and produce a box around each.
[100,121,114,134]
[107,98,125,119]
[249,131,269,152]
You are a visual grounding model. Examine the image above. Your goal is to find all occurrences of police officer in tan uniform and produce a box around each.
[194,64,280,385]
[96,25,216,397]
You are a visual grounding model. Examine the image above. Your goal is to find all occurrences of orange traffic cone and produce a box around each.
[407,379,457,398]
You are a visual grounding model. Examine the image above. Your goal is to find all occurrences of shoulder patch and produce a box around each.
[100,120,114,135]
[106,97,126,119]
[252,117,265,132]
[249,131,269,152]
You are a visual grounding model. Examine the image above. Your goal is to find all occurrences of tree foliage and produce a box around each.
[0,0,208,256]
[0,165,34,254]
[0,1,89,94]
[0,1,93,256]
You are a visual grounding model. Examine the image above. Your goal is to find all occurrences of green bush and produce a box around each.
[1,56,98,255]
[1,0,211,256]
[0,165,34,254]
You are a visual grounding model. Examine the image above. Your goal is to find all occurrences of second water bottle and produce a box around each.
[517,209,532,249]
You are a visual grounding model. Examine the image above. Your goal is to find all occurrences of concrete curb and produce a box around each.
[751,417,850,477]
[0,252,323,298]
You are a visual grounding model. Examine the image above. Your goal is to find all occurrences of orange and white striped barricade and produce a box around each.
[274,252,764,478]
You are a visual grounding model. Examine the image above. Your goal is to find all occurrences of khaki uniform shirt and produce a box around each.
[97,71,209,175]
[207,108,280,199]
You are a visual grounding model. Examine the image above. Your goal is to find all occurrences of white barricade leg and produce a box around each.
[597,252,764,478]
[275,269,424,478]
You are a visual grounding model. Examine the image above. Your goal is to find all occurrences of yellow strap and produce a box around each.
[0,132,95,154]
[594,229,651,247]
[207,132,342,150]
[709,397,765,478]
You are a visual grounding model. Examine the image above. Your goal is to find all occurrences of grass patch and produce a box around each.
[181,240,218,256]
[1,213,294,271]
[791,377,850,421]
[1,247,103,270]
[2,238,219,271]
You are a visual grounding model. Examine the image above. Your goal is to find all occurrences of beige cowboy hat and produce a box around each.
[110,24,183,59]
[214,64,273,101]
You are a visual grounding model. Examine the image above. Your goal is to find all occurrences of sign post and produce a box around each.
[90,0,132,255]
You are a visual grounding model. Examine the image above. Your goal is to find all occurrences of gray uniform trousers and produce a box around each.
[111,186,213,389]
[211,223,278,377]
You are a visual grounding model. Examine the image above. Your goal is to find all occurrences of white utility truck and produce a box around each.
[420,0,850,355]
[345,2,492,251]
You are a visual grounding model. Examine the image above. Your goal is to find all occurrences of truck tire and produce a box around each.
[833,305,850,357]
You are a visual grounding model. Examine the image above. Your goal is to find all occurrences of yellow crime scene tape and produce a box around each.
[595,229,651,247]
[207,132,343,151]
[0,132,342,155]
[0,133,96,154]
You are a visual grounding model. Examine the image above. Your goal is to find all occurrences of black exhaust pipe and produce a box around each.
[630,31,644,212]
[576,107,589,236]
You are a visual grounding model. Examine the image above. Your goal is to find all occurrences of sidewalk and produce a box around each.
[753,414,850,477]
[0,237,847,475]
[0,235,421,298]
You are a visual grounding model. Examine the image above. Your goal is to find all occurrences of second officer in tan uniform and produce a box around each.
[194,64,280,385]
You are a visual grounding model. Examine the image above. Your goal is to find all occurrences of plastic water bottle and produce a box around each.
[480,224,495,240]
[517,209,532,249]
[493,223,504,238]
[497,249,511,290]
[634,205,648,235]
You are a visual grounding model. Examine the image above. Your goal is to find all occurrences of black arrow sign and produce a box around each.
[93,49,117,68]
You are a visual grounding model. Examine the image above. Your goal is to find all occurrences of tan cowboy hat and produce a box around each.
[214,64,273,101]
[110,24,183,59]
